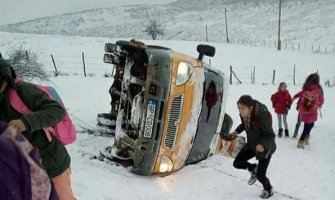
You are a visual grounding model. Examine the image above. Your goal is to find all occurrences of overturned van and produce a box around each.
[99,40,231,175]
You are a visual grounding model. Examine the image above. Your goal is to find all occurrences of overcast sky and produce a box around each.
[0,0,176,25]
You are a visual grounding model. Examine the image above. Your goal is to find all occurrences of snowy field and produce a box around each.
[1,31,335,200]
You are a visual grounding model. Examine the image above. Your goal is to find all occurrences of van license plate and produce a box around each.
[144,100,157,138]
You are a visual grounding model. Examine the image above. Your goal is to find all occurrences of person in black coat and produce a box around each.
[222,95,276,199]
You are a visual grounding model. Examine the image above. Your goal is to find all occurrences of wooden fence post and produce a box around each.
[51,54,59,76]
[25,51,29,61]
[232,70,242,84]
[230,66,233,85]
[206,24,209,42]
[293,64,296,85]
[225,8,229,43]
[82,52,87,77]
[272,70,276,84]
[253,67,256,84]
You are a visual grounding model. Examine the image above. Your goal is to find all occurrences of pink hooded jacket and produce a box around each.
[299,85,324,123]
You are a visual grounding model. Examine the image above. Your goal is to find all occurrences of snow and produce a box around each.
[67,81,335,200]
[1,31,335,199]
[131,93,144,130]
[1,0,334,47]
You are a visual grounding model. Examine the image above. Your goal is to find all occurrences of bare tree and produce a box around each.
[5,46,49,81]
[144,20,164,40]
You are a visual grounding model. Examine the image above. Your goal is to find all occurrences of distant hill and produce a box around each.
[1,0,334,45]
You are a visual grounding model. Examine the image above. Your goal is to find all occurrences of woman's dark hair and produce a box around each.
[237,95,254,108]
[303,73,320,90]
[0,58,15,88]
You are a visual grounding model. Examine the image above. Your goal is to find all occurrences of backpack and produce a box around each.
[7,79,76,145]
[0,122,59,200]
[300,89,319,114]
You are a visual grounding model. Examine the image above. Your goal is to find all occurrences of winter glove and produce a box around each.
[9,120,27,132]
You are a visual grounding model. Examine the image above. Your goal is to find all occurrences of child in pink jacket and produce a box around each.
[297,73,324,149]
[292,91,303,138]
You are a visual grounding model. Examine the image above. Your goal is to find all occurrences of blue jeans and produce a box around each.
[277,114,288,130]
[294,115,302,135]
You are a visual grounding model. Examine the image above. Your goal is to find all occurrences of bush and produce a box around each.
[144,19,164,40]
[5,46,50,81]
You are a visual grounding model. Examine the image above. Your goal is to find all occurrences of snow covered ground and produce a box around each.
[58,78,335,200]
[1,31,335,199]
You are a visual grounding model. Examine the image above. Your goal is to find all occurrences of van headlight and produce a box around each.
[176,62,193,86]
[159,156,174,173]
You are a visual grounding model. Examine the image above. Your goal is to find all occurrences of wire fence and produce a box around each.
[37,53,114,77]
[202,23,335,54]
[228,65,335,87]
[228,39,335,54]
[30,51,335,87]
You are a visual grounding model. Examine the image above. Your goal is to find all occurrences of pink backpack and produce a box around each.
[300,89,320,114]
[7,79,76,145]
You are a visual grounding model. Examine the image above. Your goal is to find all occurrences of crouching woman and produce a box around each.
[227,95,277,199]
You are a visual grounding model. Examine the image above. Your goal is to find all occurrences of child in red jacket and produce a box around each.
[271,82,292,137]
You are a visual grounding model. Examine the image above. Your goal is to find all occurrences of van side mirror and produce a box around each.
[105,43,117,53]
[104,54,116,64]
[197,45,215,61]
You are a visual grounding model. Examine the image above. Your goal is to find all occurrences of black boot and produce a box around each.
[285,129,289,137]
[278,129,283,138]
[260,188,274,199]
[248,164,258,185]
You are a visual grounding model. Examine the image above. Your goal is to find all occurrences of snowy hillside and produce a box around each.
[1,31,335,200]
[1,0,335,47]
